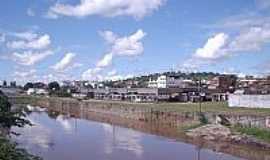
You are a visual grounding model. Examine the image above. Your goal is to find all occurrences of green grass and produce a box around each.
[87,99,270,115]
[232,126,270,142]
[150,102,270,115]
[11,96,270,116]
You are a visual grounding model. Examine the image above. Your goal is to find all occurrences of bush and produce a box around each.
[0,137,41,160]
[199,113,208,124]
[233,125,270,142]
[0,91,42,160]
[49,90,71,97]
[0,92,31,130]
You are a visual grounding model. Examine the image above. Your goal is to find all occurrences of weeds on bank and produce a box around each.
[231,125,270,142]
[0,136,41,160]
[180,113,209,131]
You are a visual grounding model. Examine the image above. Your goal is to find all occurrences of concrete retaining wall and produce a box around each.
[228,94,270,108]
[11,96,270,130]
[36,98,201,128]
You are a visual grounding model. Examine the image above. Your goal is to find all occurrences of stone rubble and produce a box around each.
[186,124,270,149]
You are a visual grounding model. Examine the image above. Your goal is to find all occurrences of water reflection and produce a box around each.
[14,112,54,152]
[56,115,73,133]
[10,105,260,160]
[102,123,143,157]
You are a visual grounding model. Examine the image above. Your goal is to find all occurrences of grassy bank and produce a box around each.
[11,95,270,116]
[86,99,270,116]
[232,125,270,143]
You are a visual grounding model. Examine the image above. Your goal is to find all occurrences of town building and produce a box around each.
[10,81,16,88]
[91,87,199,103]
[208,75,237,93]
[27,88,48,96]
[148,75,193,88]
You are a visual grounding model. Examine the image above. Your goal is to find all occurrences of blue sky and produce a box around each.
[1,0,270,84]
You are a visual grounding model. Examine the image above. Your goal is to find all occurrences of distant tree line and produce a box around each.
[23,81,72,97]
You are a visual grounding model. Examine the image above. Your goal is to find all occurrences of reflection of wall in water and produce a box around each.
[40,103,270,160]
[35,97,270,130]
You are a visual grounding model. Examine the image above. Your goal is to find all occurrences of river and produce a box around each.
[10,105,263,160]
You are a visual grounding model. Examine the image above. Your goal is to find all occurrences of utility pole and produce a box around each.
[198,76,202,114]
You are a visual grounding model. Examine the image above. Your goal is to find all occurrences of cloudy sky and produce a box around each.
[1,0,270,84]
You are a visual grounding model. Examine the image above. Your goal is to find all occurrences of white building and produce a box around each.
[36,89,48,95]
[148,75,193,88]
[27,88,35,95]
[27,88,48,95]
[72,93,87,99]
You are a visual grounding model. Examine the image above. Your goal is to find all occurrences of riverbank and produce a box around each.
[11,95,270,160]
[10,96,270,150]
[0,92,41,160]
[10,95,270,116]
[10,96,270,129]
[186,124,270,150]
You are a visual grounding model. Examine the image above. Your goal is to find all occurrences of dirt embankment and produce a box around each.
[186,124,270,149]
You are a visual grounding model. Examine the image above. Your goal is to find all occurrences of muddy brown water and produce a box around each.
[11,104,270,160]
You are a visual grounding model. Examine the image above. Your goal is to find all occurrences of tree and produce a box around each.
[33,82,46,89]
[10,81,16,88]
[0,91,31,131]
[23,83,34,90]
[0,91,41,160]
[0,137,42,160]
[3,81,7,87]
[48,81,60,91]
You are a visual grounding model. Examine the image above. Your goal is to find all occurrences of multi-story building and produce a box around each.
[148,75,193,88]
[237,77,270,94]
[208,75,237,93]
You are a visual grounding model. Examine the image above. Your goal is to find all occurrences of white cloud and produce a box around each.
[45,11,59,19]
[184,23,270,70]
[11,50,54,66]
[105,74,124,81]
[104,69,124,81]
[97,29,146,68]
[12,31,38,41]
[182,33,229,70]
[194,33,229,60]
[229,26,270,52]
[7,34,51,50]
[96,53,113,68]
[111,29,146,56]
[107,69,117,76]
[210,12,270,29]
[12,69,39,85]
[27,8,35,17]
[82,29,146,80]
[52,52,77,71]
[14,69,37,78]
[81,67,103,81]
[99,30,118,44]
[48,0,165,19]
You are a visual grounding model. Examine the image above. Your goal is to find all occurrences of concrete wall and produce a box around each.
[10,96,270,130]
[228,94,270,108]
